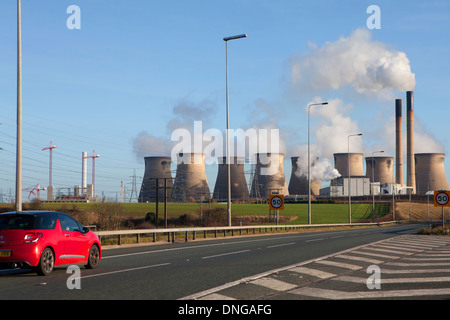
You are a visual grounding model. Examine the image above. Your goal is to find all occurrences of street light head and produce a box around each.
[322,102,328,105]
[224,34,248,41]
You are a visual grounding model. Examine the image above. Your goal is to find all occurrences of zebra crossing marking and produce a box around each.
[183,234,450,300]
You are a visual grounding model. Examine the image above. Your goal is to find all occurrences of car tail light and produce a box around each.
[24,232,43,243]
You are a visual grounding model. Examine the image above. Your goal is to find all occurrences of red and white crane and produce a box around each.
[42,141,57,186]
[23,183,46,201]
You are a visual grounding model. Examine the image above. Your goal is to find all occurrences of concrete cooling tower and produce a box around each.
[213,157,249,202]
[333,153,364,177]
[288,157,321,196]
[138,157,173,203]
[172,153,210,202]
[250,153,289,199]
[365,157,395,184]
[415,153,449,194]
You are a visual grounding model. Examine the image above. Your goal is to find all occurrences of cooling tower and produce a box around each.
[250,153,289,199]
[288,157,321,195]
[172,153,210,202]
[333,153,364,177]
[365,157,395,184]
[213,157,249,202]
[407,91,416,193]
[138,157,173,203]
[415,153,449,194]
[395,99,403,185]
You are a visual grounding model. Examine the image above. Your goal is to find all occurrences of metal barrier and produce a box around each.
[95,221,396,246]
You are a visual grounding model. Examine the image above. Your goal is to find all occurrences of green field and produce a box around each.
[4,201,390,226]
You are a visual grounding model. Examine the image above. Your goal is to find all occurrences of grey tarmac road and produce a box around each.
[0,223,426,300]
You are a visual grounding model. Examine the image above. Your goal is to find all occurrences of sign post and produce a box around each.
[434,190,450,229]
[269,195,284,225]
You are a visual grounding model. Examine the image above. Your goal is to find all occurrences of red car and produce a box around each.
[0,211,101,276]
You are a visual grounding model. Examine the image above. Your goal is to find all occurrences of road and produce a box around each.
[0,223,438,300]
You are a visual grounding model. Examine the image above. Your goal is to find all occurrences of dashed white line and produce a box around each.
[202,250,250,260]
[267,242,296,249]
[79,262,171,280]
[306,238,325,242]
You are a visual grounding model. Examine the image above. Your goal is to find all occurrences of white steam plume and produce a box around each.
[290,28,416,95]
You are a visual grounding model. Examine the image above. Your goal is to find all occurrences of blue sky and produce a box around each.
[0,1,449,201]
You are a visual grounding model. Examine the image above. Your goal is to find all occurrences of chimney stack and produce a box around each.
[395,99,403,185]
[82,151,87,195]
[406,91,416,194]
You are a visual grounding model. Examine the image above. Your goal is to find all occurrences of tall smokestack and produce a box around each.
[395,99,403,185]
[406,91,416,194]
[82,151,87,195]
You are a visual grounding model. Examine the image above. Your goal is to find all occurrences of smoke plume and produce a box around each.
[290,28,416,95]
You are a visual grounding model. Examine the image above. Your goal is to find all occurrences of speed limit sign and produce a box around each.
[269,195,284,210]
[434,191,450,207]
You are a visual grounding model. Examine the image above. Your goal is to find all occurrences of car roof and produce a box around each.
[0,210,63,216]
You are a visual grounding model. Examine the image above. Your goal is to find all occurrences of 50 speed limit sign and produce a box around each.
[434,191,450,207]
[269,195,284,210]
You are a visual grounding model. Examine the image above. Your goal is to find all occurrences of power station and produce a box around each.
[36,90,448,204]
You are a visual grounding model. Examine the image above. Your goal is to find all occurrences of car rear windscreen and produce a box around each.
[0,213,57,231]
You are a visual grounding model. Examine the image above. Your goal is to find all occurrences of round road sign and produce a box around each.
[270,195,284,210]
[435,192,450,206]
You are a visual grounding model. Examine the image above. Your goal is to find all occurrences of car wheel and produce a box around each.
[36,247,54,276]
[85,244,100,269]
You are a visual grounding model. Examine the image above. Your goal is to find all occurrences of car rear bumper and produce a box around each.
[0,245,41,267]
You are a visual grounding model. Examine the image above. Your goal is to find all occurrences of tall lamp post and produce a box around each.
[348,133,362,224]
[308,102,328,225]
[371,150,384,221]
[16,0,23,211]
[224,34,247,227]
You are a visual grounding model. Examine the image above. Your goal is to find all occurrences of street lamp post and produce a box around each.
[308,102,328,225]
[16,0,23,211]
[348,133,362,224]
[371,150,384,222]
[224,34,247,227]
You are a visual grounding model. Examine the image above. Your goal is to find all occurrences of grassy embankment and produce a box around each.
[0,201,390,228]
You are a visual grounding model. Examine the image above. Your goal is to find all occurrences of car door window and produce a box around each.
[59,214,81,232]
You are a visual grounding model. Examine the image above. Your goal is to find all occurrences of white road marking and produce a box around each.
[250,278,298,291]
[202,249,250,260]
[267,242,296,249]
[79,262,171,280]
[290,287,450,299]
[290,266,336,279]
